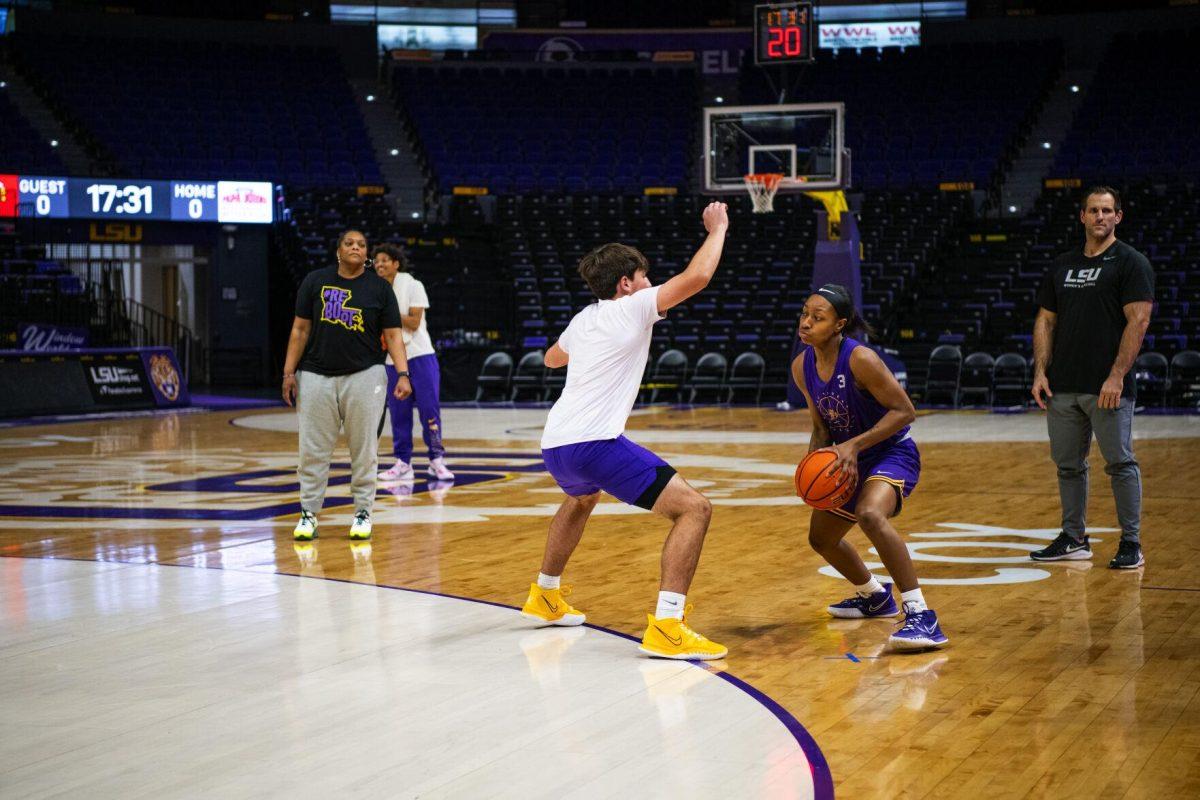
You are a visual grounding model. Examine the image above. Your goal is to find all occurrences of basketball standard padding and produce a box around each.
[794,450,856,510]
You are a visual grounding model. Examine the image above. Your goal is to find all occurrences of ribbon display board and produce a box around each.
[0,347,190,418]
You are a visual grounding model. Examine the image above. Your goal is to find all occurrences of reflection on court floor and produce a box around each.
[0,558,820,799]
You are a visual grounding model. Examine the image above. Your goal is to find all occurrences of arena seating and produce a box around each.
[393,63,697,194]
[1052,28,1200,182]
[891,183,1200,405]
[8,33,381,186]
[739,42,1063,191]
[0,230,94,344]
[0,90,66,174]
[275,187,513,341]
[492,187,971,398]
[8,26,1193,407]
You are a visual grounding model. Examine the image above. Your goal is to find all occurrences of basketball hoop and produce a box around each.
[743,173,784,213]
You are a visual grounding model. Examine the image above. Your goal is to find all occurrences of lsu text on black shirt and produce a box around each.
[295,267,402,377]
[1036,240,1154,398]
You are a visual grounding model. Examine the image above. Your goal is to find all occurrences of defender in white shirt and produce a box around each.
[520,201,731,660]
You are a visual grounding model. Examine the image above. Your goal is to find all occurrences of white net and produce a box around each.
[743,173,783,213]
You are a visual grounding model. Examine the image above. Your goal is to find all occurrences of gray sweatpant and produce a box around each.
[297,365,388,515]
[1046,392,1141,544]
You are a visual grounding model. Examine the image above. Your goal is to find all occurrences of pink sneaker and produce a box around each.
[378,461,414,482]
[427,457,455,481]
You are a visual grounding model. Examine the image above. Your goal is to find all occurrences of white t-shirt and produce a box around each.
[540,286,663,449]
[386,272,434,363]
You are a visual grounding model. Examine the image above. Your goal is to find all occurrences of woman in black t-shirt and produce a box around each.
[282,229,413,542]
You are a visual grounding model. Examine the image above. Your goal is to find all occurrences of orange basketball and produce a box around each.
[794,450,856,510]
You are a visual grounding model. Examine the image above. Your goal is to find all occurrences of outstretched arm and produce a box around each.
[656,201,729,314]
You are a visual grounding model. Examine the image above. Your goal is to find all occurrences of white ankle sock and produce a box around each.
[537,573,560,590]
[855,577,884,598]
[656,591,686,620]
[900,588,928,612]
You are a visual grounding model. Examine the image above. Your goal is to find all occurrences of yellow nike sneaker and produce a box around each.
[638,605,727,660]
[520,584,586,626]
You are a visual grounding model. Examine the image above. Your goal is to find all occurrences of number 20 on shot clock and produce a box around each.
[754,2,815,65]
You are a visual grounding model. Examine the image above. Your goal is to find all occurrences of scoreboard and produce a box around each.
[754,2,815,65]
[0,174,275,224]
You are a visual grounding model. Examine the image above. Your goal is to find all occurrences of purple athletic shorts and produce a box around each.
[542,435,676,510]
[827,436,921,522]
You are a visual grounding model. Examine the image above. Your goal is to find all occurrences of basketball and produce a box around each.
[794,450,856,510]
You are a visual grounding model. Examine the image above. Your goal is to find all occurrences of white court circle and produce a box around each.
[819,563,1053,585]
[871,540,1044,564]
[231,406,1200,443]
[0,558,821,799]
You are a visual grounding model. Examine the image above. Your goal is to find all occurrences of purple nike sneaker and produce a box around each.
[889,604,949,651]
[827,583,899,619]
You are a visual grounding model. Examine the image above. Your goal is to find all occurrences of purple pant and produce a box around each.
[826,437,921,522]
[542,435,675,510]
[385,356,444,462]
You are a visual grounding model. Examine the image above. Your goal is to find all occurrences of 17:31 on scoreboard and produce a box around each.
[754,2,815,65]
[0,175,274,224]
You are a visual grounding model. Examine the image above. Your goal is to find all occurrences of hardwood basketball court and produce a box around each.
[1,404,1197,798]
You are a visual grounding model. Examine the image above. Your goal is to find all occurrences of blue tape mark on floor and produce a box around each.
[845,652,861,663]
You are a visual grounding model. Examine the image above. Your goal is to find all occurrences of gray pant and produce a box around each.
[297,366,388,515]
[1046,392,1141,544]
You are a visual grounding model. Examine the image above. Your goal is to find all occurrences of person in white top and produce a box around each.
[519,201,732,661]
[371,244,454,483]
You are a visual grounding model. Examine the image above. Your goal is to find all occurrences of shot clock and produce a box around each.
[754,2,815,65]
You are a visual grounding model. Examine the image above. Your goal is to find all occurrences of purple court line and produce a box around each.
[0,406,211,429]
[0,399,274,430]
[190,394,285,410]
[0,501,353,521]
[1,553,836,799]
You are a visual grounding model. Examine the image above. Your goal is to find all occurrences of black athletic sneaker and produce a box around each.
[1030,532,1092,561]
[1108,540,1145,569]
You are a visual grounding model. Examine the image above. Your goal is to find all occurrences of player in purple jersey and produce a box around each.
[792,284,948,650]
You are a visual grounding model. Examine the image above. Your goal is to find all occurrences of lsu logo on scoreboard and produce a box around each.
[89,222,144,242]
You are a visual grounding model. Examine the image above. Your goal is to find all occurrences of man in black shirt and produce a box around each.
[283,229,413,542]
[1029,186,1153,569]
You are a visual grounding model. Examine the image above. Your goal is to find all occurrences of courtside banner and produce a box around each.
[81,351,154,408]
[0,347,190,418]
[16,322,91,351]
[140,347,190,407]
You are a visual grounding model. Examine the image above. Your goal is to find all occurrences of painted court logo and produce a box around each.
[321,286,364,332]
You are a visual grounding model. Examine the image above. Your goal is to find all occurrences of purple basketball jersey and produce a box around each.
[802,337,911,458]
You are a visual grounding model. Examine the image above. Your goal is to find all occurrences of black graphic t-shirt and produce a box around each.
[1037,240,1154,398]
[295,267,402,376]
